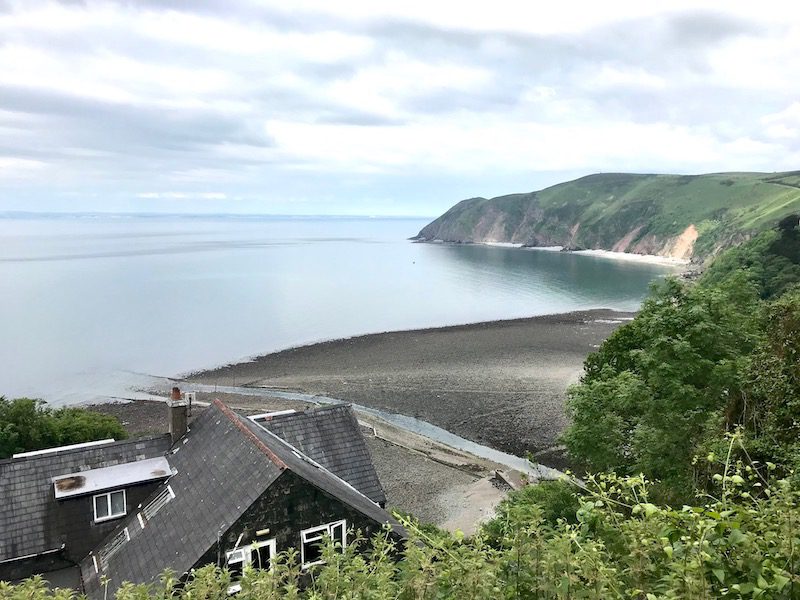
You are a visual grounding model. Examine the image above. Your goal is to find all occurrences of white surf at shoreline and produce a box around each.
[435,239,690,266]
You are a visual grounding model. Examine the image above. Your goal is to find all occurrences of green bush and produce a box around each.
[564,219,800,502]
[0,397,127,459]
[5,458,800,599]
[484,479,581,545]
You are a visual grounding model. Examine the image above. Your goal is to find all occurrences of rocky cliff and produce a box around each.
[414,171,800,261]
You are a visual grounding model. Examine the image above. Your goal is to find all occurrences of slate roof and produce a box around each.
[0,435,171,562]
[253,404,386,506]
[80,400,403,597]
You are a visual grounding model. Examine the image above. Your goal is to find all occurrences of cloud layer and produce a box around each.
[1,1,799,214]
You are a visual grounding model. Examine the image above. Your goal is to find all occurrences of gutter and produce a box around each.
[0,544,65,565]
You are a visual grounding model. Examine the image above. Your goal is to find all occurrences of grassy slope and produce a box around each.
[418,171,800,259]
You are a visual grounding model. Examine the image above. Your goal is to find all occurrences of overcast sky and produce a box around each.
[1,1,799,216]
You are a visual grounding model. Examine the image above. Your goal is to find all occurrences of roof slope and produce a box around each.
[237,410,400,528]
[254,404,386,505]
[82,400,403,595]
[80,401,285,595]
[0,435,171,561]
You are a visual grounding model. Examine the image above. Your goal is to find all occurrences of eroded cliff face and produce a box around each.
[415,170,800,261]
[620,225,699,259]
[416,208,700,260]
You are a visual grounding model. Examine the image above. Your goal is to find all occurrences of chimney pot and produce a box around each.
[168,387,188,442]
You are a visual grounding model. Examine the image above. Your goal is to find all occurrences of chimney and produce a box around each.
[167,386,188,443]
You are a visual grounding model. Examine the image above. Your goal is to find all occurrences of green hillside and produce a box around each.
[415,171,800,260]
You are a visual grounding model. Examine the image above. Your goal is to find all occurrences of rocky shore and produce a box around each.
[89,309,630,530]
[186,309,633,469]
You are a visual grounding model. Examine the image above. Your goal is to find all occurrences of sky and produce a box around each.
[1,1,799,216]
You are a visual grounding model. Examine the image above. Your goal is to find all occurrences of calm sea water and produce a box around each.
[0,215,675,404]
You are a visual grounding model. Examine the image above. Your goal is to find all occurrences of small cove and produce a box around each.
[0,214,677,403]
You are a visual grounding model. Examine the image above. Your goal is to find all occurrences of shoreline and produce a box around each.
[93,308,636,528]
[187,308,635,468]
[421,238,691,267]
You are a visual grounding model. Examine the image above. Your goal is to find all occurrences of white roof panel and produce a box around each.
[52,456,172,499]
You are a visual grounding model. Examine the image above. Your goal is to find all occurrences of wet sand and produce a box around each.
[187,309,633,469]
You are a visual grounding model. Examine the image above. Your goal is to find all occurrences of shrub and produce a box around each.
[0,397,127,459]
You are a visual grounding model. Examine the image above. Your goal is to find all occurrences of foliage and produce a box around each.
[483,479,581,545]
[564,219,800,502]
[0,397,127,459]
[740,287,800,476]
[564,276,761,501]
[6,459,800,599]
[701,220,800,299]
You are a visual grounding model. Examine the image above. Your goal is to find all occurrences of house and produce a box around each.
[250,404,386,507]
[0,392,404,597]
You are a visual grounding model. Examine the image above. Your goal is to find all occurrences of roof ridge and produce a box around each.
[247,417,384,509]
[213,399,287,469]
[268,403,352,420]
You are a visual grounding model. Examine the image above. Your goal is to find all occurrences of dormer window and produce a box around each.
[93,490,126,522]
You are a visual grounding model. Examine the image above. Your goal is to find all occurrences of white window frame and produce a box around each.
[225,548,247,594]
[93,489,126,523]
[225,539,276,594]
[249,539,277,571]
[300,520,347,569]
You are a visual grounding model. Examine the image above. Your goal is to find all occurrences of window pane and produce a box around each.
[331,523,346,548]
[303,539,322,565]
[226,551,245,581]
[110,491,125,516]
[251,545,272,570]
[95,495,109,519]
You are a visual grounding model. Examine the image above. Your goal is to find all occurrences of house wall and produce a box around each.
[193,470,396,570]
[48,481,165,564]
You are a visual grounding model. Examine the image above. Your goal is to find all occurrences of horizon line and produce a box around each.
[0,210,437,220]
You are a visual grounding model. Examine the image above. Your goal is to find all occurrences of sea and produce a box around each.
[0,214,677,404]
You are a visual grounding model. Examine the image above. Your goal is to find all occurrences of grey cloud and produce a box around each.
[312,110,406,126]
[0,85,273,150]
[663,11,766,46]
[356,10,777,126]
[0,84,277,187]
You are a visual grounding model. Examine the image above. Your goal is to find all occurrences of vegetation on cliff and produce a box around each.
[416,171,800,260]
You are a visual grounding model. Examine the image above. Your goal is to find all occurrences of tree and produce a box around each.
[564,276,760,501]
[0,397,127,459]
